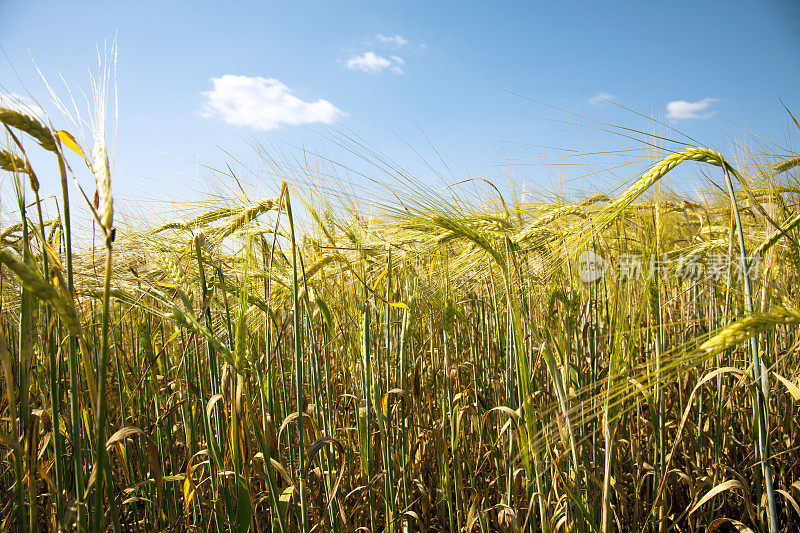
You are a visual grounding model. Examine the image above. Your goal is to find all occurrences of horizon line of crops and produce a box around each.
[1,81,800,533]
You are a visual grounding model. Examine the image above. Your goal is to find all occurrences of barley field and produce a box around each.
[1,92,800,532]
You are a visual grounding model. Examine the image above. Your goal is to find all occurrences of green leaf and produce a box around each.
[235,475,252,533]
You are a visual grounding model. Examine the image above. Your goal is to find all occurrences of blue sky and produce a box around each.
[1,0,799,217]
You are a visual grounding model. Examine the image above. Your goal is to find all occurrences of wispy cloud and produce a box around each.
[389,55,405,74]
[0,92,45,117]
[201,75,346,131]
[666,97,718,120]
[344,33,414,74]
[589,92,615,106]
[346,52,404,74]
[375,34,408,46]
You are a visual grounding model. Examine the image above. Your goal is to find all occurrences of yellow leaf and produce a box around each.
[775,373,800,401]
[688,479,744,516]
[279,485,294,503]
[42,240,64,271]
[56,130,86,159]
[183,472,195,517]
[166,329,181,345]
[372,269,388,293]
[51,229,62,261]
[388,301,408,310]
[152,329,180,355]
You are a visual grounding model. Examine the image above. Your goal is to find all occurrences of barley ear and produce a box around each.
[0,150,27,173]
[774,157,800,174]
[752,212,800,259]
[599,148,725,231]
[0,246,80,335]
[699,307,800,356]
[0,107,57,152]
[92,141,113,231]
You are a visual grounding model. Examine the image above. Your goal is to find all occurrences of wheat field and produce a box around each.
[1,90,799,533]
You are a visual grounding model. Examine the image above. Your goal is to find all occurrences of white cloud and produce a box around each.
[375,34,408,46]
[346,52,392,73]
[589,92,614,106]
[200,75,346,131]
[0,93,45,118]
[666,97,718,120]
[346,52,404,74]
[389,55,405,74]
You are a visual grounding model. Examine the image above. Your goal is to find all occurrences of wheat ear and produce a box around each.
[700,307,800,356]
[752,212,800,259]
[0,150,27,173]
[774,157,800,174]
[0,107,56,152]
[92,141,113,231]
[0,246,79,334]
[598,148,725,232]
